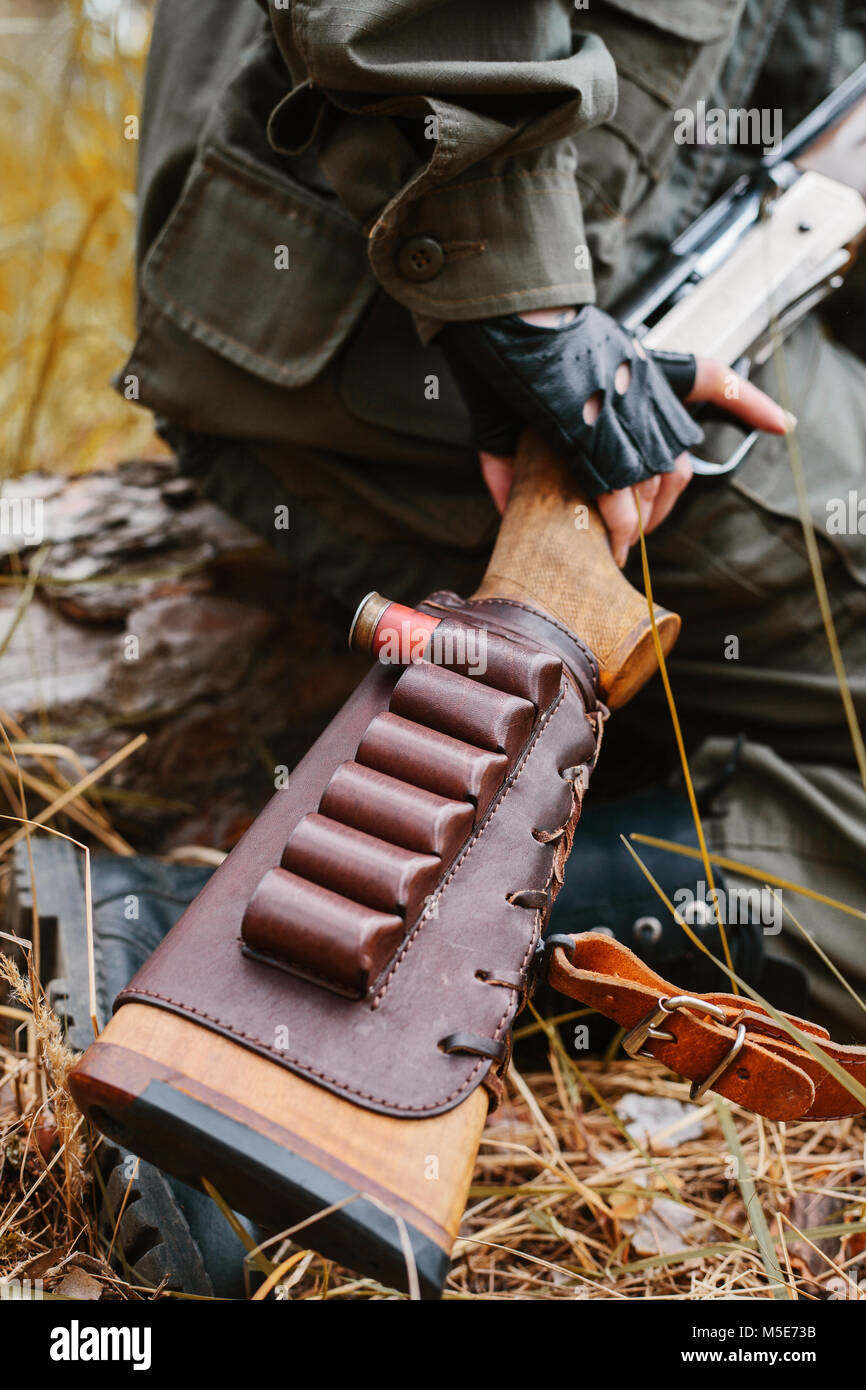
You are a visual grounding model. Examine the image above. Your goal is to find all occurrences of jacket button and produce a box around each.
[398,236,445,282]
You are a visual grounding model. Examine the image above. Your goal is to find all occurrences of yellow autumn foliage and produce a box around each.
[0,0,159,477]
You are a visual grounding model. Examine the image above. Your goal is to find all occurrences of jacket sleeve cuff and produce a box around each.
[367,165,596,339]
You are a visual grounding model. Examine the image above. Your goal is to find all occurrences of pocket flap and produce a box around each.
[141,146,376,388]
[601,0,742,43]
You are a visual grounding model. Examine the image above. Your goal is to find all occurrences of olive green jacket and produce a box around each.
[124,0,863,440]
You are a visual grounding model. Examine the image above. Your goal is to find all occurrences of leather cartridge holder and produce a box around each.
[116,592,603,1118]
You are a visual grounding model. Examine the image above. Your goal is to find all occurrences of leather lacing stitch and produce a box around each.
[438,948,538,1112]
[447,745,603,1112]
[453,747,600,1108]
[528,760,592,906]
[438,1030,513,1110]
[435,713,606,1112]
[504,714,603,915]
[475,965,534,1039]
[534,708,605,900]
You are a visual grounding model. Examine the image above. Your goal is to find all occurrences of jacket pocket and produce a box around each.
[140,144,376,388]
[574,0,744,300]
[602,0,742,47]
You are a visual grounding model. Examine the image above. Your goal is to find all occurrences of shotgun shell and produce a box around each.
[348,591,441,663]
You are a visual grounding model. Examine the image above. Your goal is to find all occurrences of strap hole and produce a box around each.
[475,969,489,982]
[737,1067,750,1080]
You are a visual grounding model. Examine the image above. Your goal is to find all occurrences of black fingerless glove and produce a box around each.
[438,306,704,498]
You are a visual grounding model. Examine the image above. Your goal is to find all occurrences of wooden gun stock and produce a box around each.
[70,75,866,1297]
[473,430,679,708]
[69,432,678,1297]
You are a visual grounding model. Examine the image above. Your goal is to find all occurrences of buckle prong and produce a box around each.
[623,995,750,1103]
[622,993,727,1061]
[688,1021,748,1103]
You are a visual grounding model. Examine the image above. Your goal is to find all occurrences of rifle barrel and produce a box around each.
[615,62,866,334]
[767,59,866,167]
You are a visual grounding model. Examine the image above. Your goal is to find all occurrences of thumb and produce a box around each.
[597,486,640,568]
[688,357,793,434]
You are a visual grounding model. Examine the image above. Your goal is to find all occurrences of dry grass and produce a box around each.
[0,683,863,1302]
[446,1062,866,1301]
[0,945,151,1300]
[0,0,864,1309]
[0,0,157,477]
[0,717,155,1300]
[268,1049,866,1301]
[2,925,864,1300]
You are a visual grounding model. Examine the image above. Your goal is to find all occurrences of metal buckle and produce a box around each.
[688,1020,748,1103]
[622,994,728,1060]
[623,995,750,1104]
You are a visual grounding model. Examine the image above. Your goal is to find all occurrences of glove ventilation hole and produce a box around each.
[614,360,631,394]
[582,389,603,426]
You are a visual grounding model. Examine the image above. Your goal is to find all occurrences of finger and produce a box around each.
[688,358,794,434]
[642,453,693,535]
[632,473,662,534]
[479,451,515,515]
[598,487,640,568]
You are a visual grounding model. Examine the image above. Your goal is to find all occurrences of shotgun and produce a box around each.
[70,69,866,1298]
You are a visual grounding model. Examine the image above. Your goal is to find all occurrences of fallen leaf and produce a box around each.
[615,1093,705,1151]
[15,1246,69,1282]
[609,1189,649,1221]
[626,1194,696,1257]
[54,1267,103,1300]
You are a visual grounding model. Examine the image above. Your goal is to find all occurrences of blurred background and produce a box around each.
[0,1,325,856]
[0,0,159,477]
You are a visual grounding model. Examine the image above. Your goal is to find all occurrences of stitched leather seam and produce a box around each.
[122,984,487,1113]
[761,1038,866,1069]
[372,685,570,1007]
[466,597,598,678]
[372,686,567,1003]
[426,592,599,686]
[561,969,814,1098]
[119,647,591,1114]
[236,936,349,996]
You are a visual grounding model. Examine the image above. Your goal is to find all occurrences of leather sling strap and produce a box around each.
[546,932,866,1122]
